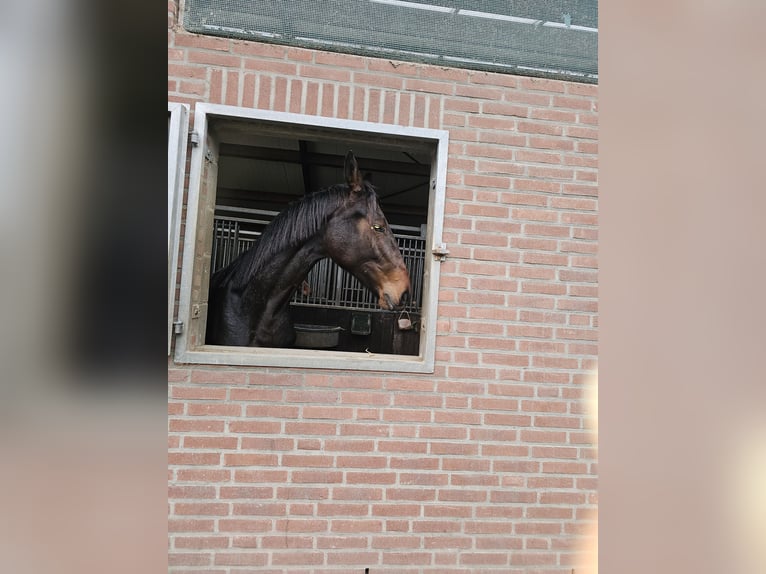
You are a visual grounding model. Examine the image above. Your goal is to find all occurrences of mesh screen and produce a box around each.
[184,0,597,83]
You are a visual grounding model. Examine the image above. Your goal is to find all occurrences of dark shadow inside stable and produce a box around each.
[210,134,431,355]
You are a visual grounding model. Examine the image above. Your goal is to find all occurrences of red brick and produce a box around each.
[476,536,524,550]
[339,423,389,437]
[442,457,491,472]
[323,83,339,117]
[381,551,432,565]
[515,522,563,535]
[247,372,304,387]
[213,552,268,566]
[371,535,422,549]
[331,519,383,532]
[336,84,351,119]
[220,486,273,499]
[376,440,428,454]
[187,51,241,68]
[382,408,431,423]
[286,470,342,484]
[459,552,510,565]
[325,551,381,565]
[482,102,528,117]
[542,461,589,474]
[532,356,580,369]
[541,491,587,504]
[515,150,562,165]
[224,453,279,466]
[190,369,246,384]
[482,444,530,460]
[519,280,566,296]
[182,436,237,449]
[175,502,229,516]
[257,75,272,108]
[522,400,568,413]
[169,518,215,532]
[567,81,598,96]
[303,406,354,420]
[176,469,231,482]
[169,419,225,433]
[168,485,217,500]
[315,502,370,516]
[405,78,453,95]
[287,78,302,113]
[230,39,286,57]
[529,107,577,122]
[529,135,575,151]
[281,454,333,468]
[174,34,230,51]
[228,388,283,401]
[567,125,599,139]
[331,487,383,501]
[231,502,286,516]
[223,70,238,105]
[572,215,600,235]
[272,76,288,111]
[316,535,369,549]
[465,143,514,160]
[340,391,392,406]
[411,520,461,533]
[228,421,282,434]
[174,536,229,549]
[554,94,594,110]
[524,370,572,383]
[167,552,211,566]
[564,154,598,168]
[171,386,227,400]
[478,130,527,147]
[390,456,439,470]
[528,506,574,519]
[345,471,396,485]
[186,403,242,417]
[510,551,558,565]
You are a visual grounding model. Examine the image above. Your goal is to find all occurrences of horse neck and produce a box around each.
[257,240,323,299]
[228,187,349,298]
[234,234,326,318]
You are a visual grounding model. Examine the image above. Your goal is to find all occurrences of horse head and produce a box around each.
[323,151,411,311]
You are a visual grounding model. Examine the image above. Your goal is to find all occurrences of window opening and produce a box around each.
[173,105,447,372]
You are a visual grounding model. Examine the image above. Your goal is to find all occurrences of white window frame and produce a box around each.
[173,103,448,373]
[168,102,190,355]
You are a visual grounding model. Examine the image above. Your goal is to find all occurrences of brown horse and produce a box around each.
[205,151,411,347]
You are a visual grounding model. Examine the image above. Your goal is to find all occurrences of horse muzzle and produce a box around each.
[377,268,411,310]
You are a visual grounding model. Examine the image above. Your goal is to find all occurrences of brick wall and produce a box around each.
[168,2,598,571]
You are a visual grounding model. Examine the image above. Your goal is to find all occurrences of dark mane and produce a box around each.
[214,181,378,289]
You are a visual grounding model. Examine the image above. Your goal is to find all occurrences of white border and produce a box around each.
[174,104,448,373]
[168,102,190,355]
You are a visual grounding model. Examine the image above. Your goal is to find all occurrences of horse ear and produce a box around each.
[344,150,363,192]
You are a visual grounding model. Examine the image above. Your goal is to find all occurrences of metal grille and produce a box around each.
[211,212,425,313]
[183,0,597,83]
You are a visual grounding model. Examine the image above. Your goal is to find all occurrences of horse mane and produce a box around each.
[214,181,378,289]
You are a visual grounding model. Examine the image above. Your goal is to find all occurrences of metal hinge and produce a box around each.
[173,321,184,334]
[432,243,449,261]
[189,131,200,146]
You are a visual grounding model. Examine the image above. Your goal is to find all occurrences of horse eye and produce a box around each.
[371,224,385,232]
